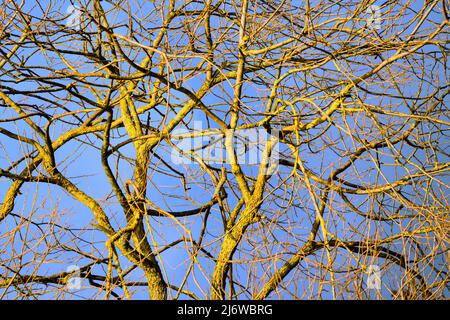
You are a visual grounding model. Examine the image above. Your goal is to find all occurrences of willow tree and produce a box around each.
[0,0,448,300]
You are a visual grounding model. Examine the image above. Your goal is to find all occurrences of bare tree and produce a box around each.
[0,0,448,300]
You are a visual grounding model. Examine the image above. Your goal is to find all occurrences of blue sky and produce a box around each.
[0,0,448,299]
